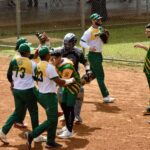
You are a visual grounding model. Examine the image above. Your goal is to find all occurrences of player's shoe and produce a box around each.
[0,129,9,144]
[74,115,82,124]
[143,106,150,115]
[25,132,33,150]
[34,135,47,142]
[14,122,27,128]
[57,128,73,139]
[59,115,65,121]
[57,126,67,135]
[45,142,62,148]
[103,96,115,103]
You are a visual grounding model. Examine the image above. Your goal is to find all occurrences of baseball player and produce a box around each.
[0,43,41,144]
[134,23,150,115]
[80,13,115,103]
[25,46,75,149]
[57,33,90,123]
[50,48,81,138]
[13,38,30,128]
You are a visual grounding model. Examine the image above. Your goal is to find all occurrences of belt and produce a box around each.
[89,51,102,54]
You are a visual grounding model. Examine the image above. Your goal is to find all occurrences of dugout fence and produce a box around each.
[0,0,150,63]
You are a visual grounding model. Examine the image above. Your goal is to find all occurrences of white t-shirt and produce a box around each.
[37,61,58,94]
[80,26,103,53]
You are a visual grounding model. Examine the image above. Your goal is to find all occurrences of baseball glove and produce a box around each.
[80,71,95,86]
[100,29,109,44]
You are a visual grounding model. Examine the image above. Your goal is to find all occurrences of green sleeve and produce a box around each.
[7,59,17,82]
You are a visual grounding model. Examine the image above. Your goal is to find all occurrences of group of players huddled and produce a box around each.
[0,13,119,149]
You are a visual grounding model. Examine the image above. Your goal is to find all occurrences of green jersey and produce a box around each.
[56,58,80,94]
[144,48,150,74]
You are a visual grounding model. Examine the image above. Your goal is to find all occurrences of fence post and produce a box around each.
[80,0,85,32]
[136,0,141,16]
[146,0,150,23]
[16,0,21,39]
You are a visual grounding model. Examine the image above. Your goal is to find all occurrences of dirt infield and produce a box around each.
[0,57,150,150]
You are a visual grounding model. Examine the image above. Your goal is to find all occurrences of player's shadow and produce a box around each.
[60,137,89,150]
[74,123,102,136]
[84,101,121,113]
[56,124,100,150]
[0,143,43,150]
[0,143,28,150]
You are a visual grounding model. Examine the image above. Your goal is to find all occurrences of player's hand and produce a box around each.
[89,46,96,52]
[134,43,144,48]
[10,82,14,92]
[134,43,149,51]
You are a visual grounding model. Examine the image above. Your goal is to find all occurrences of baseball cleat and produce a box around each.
[59,115,65,121]
[143,107,150,115]
[57,129,73,139]
[103,96,115,103]
[57,126,67,135]
[14,122,27,128]
[45,142,62,148]
[74,116,82,124]
[25,132,33,150]
[34,135,47,142]
[0,129,9,144]
[143,111,150,115]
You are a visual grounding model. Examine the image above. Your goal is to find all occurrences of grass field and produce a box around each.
[0,24,149,62]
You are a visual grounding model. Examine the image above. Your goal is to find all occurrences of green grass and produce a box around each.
[0,24,148,62]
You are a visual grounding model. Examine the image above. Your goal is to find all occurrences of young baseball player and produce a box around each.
[13,37,29,128]
[50,48,81,138]
[80,13,115,103]
[134,23,150,115]
[0,43,40,144]
[25,46,75,149]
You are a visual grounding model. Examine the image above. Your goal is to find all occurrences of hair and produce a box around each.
[20,51,29,57]
[39,55,46,60]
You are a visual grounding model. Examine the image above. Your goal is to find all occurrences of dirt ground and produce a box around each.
[0,57,150,150]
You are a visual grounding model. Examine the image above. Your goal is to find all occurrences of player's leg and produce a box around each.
[58,91,77,138]
[57,87,64,120]
[88,52,109,97]
[74,86,84,123]
[25,88,39,130]
[25,93,60,148]
[0,89,26,144]
[143,73,150,115]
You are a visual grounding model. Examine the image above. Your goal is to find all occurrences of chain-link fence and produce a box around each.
[0,0,150,63]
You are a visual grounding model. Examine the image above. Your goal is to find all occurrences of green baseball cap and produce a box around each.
[39,46,50,57]
[15,37,31,50]
[18,43,30,53]
[90,13,102,21]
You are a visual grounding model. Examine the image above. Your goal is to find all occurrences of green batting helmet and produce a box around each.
[18,43,30,53]
[39,46,50,57]
[15,38,28,50]
[90,13,102,21]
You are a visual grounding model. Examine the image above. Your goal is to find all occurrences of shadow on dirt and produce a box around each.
[74,124,101,136]
[84,101,121,113]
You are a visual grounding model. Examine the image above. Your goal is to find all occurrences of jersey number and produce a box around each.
[36,71,43,82]
[15,67,26,78]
